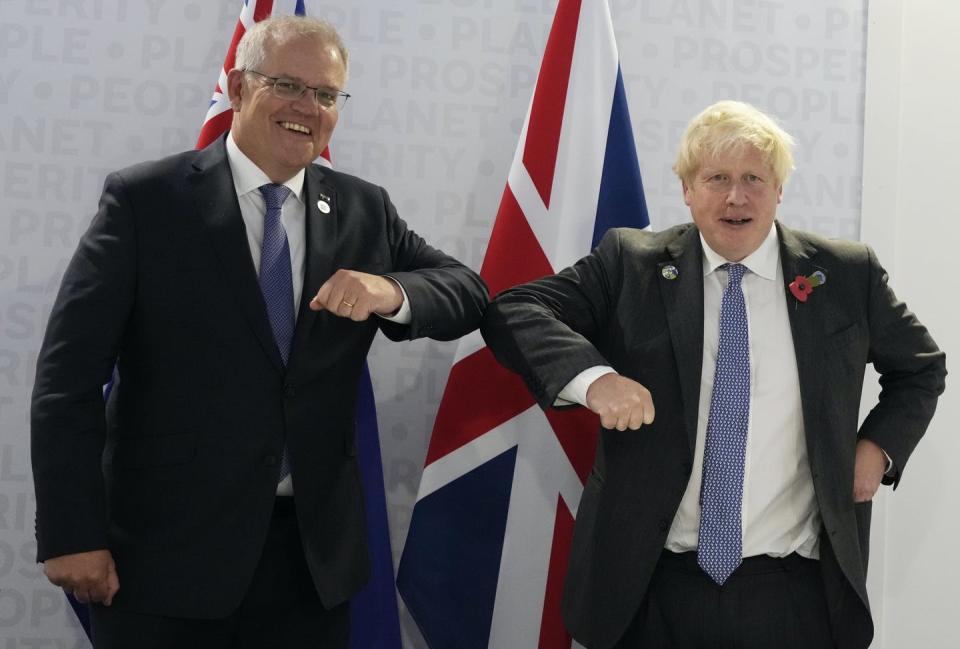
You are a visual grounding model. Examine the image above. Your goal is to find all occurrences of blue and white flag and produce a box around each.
[397,1,649,647]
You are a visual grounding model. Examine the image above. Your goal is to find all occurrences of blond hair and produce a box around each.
[673,100,795,186]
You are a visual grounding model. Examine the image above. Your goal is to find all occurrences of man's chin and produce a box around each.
[273,152,316,174]
[707,236,761,262]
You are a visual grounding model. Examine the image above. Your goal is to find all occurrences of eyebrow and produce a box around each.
[700,168,766,177]
[266,72,341,90]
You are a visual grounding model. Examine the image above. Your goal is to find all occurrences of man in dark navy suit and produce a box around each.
[481,100,945,649]
[31,15,487,649]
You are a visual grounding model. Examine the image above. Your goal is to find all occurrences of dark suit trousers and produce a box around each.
[90,498,348,649]
[614,551,835,649]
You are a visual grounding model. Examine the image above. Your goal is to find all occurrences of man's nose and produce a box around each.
[726,182,748,205]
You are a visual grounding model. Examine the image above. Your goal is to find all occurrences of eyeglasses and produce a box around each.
[244,70,350,110]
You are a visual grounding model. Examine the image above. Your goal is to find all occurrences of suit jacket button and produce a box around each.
[659,518,670,532]
[284,384,296,398]
[263,455,278,466]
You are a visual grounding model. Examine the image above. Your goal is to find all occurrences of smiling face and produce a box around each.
[227,34,346,183]
[683,144,782,261]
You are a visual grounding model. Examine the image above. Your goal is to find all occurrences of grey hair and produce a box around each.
[235,15,348,76]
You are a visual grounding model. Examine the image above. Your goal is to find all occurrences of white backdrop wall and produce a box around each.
[860,1,960,647]
[2,1,947,647]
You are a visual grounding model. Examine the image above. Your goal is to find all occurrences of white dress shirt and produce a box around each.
[560,225,822,559]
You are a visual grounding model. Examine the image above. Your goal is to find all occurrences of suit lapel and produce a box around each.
[187,138,285,373]
[778,222,825,459]
[288,164,339,371]
[659,225,705,455]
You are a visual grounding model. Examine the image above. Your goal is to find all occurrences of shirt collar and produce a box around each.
[226,132,305,202]
[700,223,780,281]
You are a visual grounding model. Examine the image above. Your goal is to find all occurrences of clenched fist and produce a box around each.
[44,549,119,606]
[585,373,656,431]
[309,269,404,321]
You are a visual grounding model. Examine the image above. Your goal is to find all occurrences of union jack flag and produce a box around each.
[397,0,649,647]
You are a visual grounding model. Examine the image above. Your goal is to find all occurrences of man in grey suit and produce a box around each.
[31,16,487,648]
[481,100,945,649]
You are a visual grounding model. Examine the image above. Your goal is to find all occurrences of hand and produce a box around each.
[309,270,404,321]
[853,438,887,502]
[43,549,119,606]
[585,373,655,431]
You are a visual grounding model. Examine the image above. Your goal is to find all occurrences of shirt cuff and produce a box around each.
[377,276,411,324]
[882,449,894,476]
[555,366,617,407]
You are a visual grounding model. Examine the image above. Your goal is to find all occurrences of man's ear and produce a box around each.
[682,180,692,206]
[226,69,244,111]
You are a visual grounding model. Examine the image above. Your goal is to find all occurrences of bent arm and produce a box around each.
[481,230,625,409]
[376,187,489,342]
[857,246,946,487]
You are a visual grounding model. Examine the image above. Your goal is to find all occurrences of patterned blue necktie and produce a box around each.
[697,263,750,585]
[258,183,294,481]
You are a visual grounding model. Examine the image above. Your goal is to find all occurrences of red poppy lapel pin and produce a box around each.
[789,270,827,302]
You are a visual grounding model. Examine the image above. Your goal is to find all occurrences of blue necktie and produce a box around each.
[258,183,294,481]
[697,263,750,585]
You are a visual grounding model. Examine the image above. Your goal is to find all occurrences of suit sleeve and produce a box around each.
[857,246,946,487]
[30,172,136,561]
[480,229,624,410]
[374,186,489,342]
